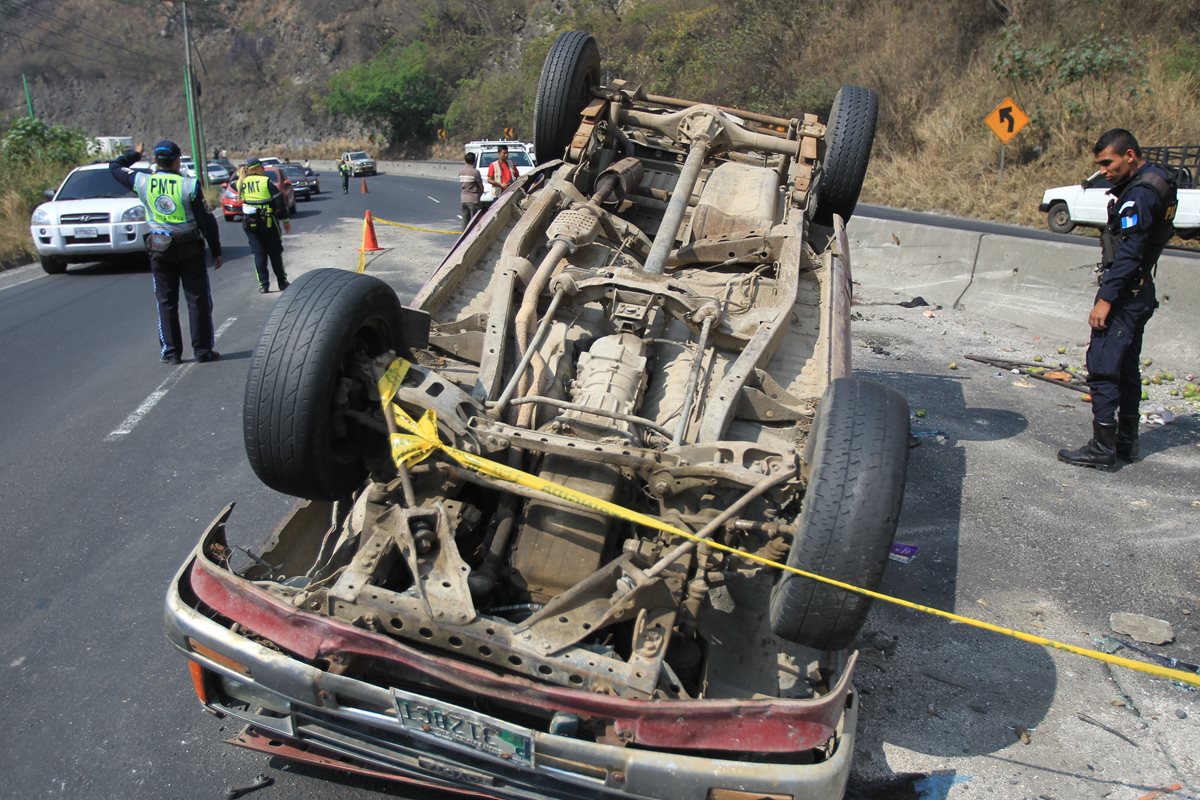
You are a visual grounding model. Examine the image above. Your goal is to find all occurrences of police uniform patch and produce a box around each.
[154,194,178,215]
[1121,212,1139,229]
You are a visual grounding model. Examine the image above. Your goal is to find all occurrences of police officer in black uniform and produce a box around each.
[1059,129,1176,468]
[110,140,223,364]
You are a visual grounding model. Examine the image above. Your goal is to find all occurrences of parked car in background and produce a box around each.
[258,156,283,168]
[221,166,295,221]
[179,156,196,178]
[206,161,230,184]
[339,150,376,176]
[464,140,536,205]
[281,163,314,200]
[214,158,237,175]
[1040,145,1200,238]
[30,162,150,274]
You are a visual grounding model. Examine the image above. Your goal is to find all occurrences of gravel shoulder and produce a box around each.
[845,269,1199,799]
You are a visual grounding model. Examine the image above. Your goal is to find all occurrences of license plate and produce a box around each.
[391,688,534,767]
[74,227,98,238]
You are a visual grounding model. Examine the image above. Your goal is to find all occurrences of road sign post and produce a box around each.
[985,96,1028,179]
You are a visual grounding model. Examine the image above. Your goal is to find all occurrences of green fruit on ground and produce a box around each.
[948,361,958,370]
[1170,389,1180,396]
[1143,358,1153,367]
[1151,376,1163,385]
[1142,377,1150,385]
[1163,372,1175,381]
[1057,346,1066,354]
[1033,355,1043,362]
[1141,389,1150,401]
[915,408,926,418]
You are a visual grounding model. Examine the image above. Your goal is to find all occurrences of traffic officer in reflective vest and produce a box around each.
[237,158,291,293]
[1059,128,1175,468]
[109,140,223,364]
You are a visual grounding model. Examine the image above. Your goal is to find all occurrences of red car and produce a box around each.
[221,166,297,222]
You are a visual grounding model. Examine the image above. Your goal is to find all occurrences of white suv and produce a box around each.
[30,162,151,274]
[464,140,535,205]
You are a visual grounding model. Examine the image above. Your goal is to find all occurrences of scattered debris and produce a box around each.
[225,774,274,800]
[1100,635,1199,673]
[1015,725,1032,745]
[965,354,1088,393]
[1135,784,1183,800]
[891,233,901,246]
[923,308,937,318]
[948,361,958,370]
[1141,404,1176,426]
[889,542,919,563]
[1176,709,1188,720]
[912,772,971,800]
[914,408,926,418]
[1108,613,1175,645]
[898,296,929,308]
[1076,713,1139,748]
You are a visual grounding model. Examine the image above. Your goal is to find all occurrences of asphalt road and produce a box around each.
[1,174,1196,800]
[0,173,460,800]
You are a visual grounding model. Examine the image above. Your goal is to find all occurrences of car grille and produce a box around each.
[60,213,111,224]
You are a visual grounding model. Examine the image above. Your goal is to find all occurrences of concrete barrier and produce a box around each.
[848,215,1200,364]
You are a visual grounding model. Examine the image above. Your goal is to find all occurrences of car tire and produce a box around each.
[39,255,67,275]
[768,377,910,651]
[243,268,409,501]
[224,214,236,222]
[533,31,601,164]
[1046,201,1076,234]
[812,85,879,226]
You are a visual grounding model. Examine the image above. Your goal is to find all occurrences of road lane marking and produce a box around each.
[427,195,441,203]
[0,271,47,294]
[105,317,237,441]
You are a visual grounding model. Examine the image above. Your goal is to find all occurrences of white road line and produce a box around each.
[427,195,441,203]
[0,271,46,294]
[105,317,237,441]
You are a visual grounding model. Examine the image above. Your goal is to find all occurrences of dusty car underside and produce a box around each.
[169,31,909,799]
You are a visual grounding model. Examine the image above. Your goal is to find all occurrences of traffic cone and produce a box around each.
[360,210,382,253]
[360,177,369,194]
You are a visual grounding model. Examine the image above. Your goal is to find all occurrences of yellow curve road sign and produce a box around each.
[986,97,1029,144]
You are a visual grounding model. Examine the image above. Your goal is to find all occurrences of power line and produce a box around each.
[0,24,133,71]
[4,0,177,70]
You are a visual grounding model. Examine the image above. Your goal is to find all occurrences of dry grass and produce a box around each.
[0,187,37,267]
[862,45,1200,236]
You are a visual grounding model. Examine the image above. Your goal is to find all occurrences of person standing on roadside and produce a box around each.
[110,140,223,364]
[487,144,519,196]
[339,156,351,194]
[1059,129,1176,468]
[458,152,484,230]
[236,157,291,294]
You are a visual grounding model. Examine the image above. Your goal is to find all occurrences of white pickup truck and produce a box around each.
[1040,170,1200,239]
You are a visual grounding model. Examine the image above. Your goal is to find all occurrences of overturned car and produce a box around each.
[167,32,909,800]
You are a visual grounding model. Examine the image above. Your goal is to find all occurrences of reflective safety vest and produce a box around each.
[239,174,275,228]
[134,171,199,235]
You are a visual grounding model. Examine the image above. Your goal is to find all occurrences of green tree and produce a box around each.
[0,117,90,167]
[326,41,446,145]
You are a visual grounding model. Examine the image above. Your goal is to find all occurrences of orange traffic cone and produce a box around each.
[360,177,369,194]
[360,210,382,253]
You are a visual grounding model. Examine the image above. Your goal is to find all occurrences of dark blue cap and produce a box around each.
[245,157,262,167]
[153,140,182,160]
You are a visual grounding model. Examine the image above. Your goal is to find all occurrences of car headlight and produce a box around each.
[121,206,146,222]
[31,207,52,225]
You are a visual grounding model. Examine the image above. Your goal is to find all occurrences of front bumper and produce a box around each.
[31,221,148,259]
[1038,202,1051,212]
[166,505,857,800]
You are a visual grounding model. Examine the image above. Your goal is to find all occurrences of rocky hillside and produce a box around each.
[3,0,1200,228]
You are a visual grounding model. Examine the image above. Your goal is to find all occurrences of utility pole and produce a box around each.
[21,73,35,119]
[181,1,208,191]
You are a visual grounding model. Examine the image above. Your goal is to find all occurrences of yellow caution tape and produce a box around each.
[373,217,460,236]
[376,358,1200,688]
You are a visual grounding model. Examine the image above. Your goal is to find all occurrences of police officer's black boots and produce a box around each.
[1115,414,1140,461]
[1057,420,1118,468]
